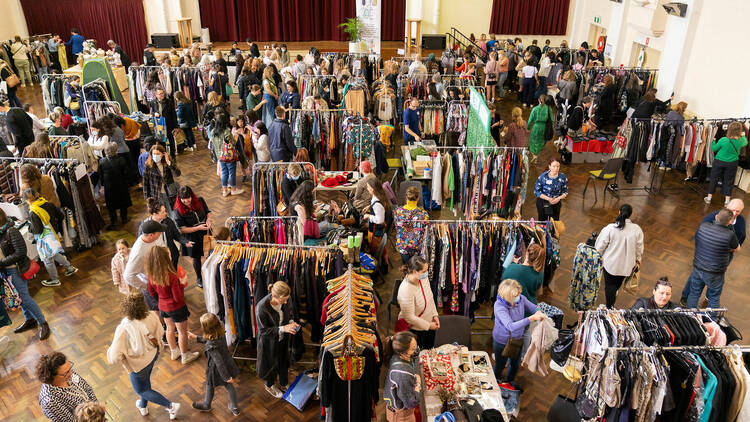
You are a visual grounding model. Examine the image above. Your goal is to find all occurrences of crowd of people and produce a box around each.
[0,27,746,422]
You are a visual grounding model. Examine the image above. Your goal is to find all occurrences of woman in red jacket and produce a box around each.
[146,246,199,365]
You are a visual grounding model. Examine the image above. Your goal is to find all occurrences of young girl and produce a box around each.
[111,239,130,295]
[189,313,240,416]
[146,246,200,365]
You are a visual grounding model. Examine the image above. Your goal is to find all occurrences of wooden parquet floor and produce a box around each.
[3,85,750,421]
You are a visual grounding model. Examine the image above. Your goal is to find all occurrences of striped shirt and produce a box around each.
[693,221,739,273]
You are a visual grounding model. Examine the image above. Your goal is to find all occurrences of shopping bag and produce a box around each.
[283,370,317,411]
[36,226,63,260]
[2,274,22,311]
[622,266,640,294]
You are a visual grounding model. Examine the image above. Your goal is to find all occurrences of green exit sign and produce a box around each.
[594,16,600,23]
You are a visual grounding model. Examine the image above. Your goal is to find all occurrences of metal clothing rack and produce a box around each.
[0,156,80,166]
[82,100,121,131]
[582,306,726,314]
[607,344,750,352]
[215,239,337,250]
[41,74,80,114]
[224,215,297,226]
[250,161,317,216]
[424,218,549,224]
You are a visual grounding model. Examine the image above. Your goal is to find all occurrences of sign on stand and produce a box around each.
[356,0,381,54]
[467,86,494,147]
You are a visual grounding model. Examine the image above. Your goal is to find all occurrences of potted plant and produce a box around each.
[339,17,363,53]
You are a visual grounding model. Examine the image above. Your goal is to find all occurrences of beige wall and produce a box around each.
[143,0,202,40]
[0,0,29,41]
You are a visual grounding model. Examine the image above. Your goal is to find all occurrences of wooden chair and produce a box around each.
[583,157,623,204]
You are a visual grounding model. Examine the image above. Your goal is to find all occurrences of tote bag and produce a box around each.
[36,226,63,260]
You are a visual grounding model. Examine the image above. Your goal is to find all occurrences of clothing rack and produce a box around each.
[0,156,80,165]
[424,218,549,224]
[41,74,79,114]
[83,100,121,131]
[607,345,750,351]
[430,145,527,150]
[224,215,297,227]
[582,306,726,315]
[215,239,338,250]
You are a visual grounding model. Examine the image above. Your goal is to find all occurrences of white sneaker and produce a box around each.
[167,402,180,420]
[181,351,199,365]
[170,348,181,360]
[265,385,283,398]
[136,400,148,416]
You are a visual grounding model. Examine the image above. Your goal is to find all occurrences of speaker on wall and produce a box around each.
[422,34,446,50]
[150,33,179,49]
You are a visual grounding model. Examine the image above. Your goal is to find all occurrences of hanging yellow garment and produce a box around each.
[58,45,68,70]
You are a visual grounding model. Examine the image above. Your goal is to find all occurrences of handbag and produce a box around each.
[396,278,427,333]
[550,329,575,366]
[225,83,234,97]
[202,228,215,257]
[501,330,523,359]
[21,259,40,281]
[1,275,21,311]
[2,65,19,88]
[718,316,743,343]
[172,128,186,145]
[622,265,640,294]
[283,370,318,411]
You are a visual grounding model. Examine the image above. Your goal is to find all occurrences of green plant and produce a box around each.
[339,17,362,42]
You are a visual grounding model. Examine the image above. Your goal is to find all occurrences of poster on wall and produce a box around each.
[355,0,381,54]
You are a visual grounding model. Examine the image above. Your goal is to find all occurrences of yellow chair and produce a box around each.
[583,158,623,203]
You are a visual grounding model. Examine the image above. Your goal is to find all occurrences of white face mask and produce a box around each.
[152,154,162,163]
[91,130,98,136]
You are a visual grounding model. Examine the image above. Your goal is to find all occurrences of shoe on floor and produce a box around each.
[229,406,240,416]
[265,385,283,399]
[167,402,180,420]
[196,279,203,289]
[192,401,211,412]
[679,297,687,307]
[231,188,244,195]
[170,348,181,360]
[64,266,78,277]
[181,351,200,364]
[136,400,149,416]
[41,279,61,287]
[14,319,38,333]
[222,188,230,197]
[39,322,50,340]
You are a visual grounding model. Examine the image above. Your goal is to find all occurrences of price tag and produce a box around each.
[75,164,87,181]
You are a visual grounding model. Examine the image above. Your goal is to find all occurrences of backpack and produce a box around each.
[219,137,237,162]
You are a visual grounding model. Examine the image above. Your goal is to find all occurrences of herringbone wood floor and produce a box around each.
[2,83,750,422]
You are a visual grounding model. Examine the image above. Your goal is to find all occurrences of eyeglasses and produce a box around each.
[57,362,73,378]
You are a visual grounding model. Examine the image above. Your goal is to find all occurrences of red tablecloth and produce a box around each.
[566,137,614,153]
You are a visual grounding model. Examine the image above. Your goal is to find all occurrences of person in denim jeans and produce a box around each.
[0,208,50,340]
[107,291,181,419]
[492,279,545,383]
[685,208,740,308]
[210,114,245,197]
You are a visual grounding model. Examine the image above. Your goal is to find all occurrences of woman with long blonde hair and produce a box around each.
[146,246,199,365]
[503,107,528,148]
[261,66,278,126]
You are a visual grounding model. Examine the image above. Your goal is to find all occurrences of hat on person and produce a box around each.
[141,220,166,234]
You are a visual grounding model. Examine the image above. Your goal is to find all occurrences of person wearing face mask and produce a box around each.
[492,279,544,383]
[383,331,421,422]
[141,144,181,209]
[397,256,439,349]
[280,163,306,210]
[279,44,290,68]
[632,277,676,310]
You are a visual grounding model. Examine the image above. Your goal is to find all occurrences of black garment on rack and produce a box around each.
[319,347,380,422]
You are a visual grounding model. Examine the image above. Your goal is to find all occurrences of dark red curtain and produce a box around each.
[20,0,147,64]
[199,0,238,42]
[489,0,570,35]
[236,0,356,42]
[381,0,406,41]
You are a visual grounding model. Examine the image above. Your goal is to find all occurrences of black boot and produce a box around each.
[196,278,203,289]
[14,319,38,333]
[39,322,50,340]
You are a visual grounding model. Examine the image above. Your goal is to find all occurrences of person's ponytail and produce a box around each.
[615,204,633,229]
[383,331,417,363]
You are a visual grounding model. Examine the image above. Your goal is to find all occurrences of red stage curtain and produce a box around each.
[236,0,356,42]
[489,0,570,35]
[199,0,238,42]
[20,0,147,65]
[382,0,406,41]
